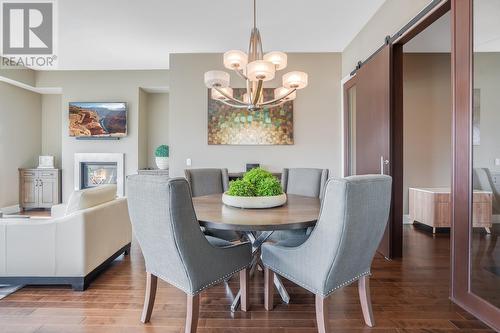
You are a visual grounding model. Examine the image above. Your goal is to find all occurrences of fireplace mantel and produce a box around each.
[74,153,125,196]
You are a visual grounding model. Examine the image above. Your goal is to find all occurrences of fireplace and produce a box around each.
[81,162,118,189]
[74,153,125,196]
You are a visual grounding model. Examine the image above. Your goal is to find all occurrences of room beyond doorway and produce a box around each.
[402,13,453,240]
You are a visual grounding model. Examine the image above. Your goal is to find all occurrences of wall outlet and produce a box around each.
[186,158,192,166]
[496,158,500,166]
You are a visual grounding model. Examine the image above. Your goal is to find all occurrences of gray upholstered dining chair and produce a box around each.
[262,175,392,333]
[185,168,230,197]
[281,168,329,199]
[185,168,239,241]
[127,175,252,333]
[473,167,500,215]
[270,168,329,242]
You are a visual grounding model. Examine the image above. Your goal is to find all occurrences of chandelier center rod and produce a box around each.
[253,0,256,29]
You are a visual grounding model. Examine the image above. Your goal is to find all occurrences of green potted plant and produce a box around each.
[222,168,286,209]
[155,145,169,170]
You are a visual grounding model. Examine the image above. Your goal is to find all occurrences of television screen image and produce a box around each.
[69,102,127,137]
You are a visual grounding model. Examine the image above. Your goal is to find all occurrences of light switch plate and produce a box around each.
[186,158,192,166]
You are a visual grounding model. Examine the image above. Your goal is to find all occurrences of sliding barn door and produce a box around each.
[345,45,393,258]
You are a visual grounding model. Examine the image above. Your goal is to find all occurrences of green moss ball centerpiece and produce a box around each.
[154,145,169,170]
[222,168,287,209]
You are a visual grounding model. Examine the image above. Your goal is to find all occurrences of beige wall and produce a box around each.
[138,89,148,170]
[342,0,432,77]
[146,92,169,168]
[36,70,169,201]
[41,94,62,168]
[169,53,342,178]
[403,53,452,214]
[0,82,41,208]
[473,53,500,171]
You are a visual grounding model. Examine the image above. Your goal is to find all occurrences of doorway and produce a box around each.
[343,0,451,259]
[402,14,453,242]
[344,0,500,329]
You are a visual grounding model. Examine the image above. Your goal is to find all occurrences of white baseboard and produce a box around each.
[0,204,21,214]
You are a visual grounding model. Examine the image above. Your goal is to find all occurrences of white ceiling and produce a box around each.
[404,0,500,53]
[54,0,385,70]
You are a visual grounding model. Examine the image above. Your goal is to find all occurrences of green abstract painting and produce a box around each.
[208,88,294,145]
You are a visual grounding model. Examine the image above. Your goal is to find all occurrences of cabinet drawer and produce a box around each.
[21,170,37,177]
[39,170,58,178]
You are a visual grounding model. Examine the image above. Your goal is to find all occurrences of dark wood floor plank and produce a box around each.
[0,225,497,332]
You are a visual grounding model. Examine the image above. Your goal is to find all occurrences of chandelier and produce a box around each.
[204,0,308,111]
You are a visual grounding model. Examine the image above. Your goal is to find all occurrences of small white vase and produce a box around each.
[155,157,169,170]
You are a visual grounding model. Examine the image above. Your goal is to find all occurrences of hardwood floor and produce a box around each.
[0,225,495,333]
[471,225,500,309]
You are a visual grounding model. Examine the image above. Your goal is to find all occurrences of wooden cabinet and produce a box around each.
[19,169,61,210]
[408,187,492,233]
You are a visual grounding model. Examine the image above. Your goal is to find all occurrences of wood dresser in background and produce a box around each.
[19,168,62,210]
[408,187,492,234]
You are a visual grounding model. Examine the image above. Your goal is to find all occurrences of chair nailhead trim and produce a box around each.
[265,264,371,297]
[153,264,249,296]
[193,264,249,294]
[324,272,371,296]
[151,272,190,294]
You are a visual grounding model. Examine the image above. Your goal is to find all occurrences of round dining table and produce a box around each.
[192,193,321,311]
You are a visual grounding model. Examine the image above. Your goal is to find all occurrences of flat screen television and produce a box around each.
[69,102,127,138]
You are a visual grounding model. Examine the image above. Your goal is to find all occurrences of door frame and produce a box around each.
[450,0,500,329]
[390,0,452,260]
[343,75,357,177]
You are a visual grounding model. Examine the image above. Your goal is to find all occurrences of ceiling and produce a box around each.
[54,0,386,70]
[404,0,500,53]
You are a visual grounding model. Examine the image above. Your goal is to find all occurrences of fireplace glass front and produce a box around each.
[81,162,118,189]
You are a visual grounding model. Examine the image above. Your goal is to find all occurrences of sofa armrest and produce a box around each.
[54,198,132,276]
[51,204,67,218]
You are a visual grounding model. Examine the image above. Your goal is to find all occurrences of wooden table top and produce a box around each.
[192,193,321,231]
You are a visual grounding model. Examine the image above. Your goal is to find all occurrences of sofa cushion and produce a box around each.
[65,185,117,215]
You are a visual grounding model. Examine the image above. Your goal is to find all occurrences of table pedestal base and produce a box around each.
[230,231,290,312]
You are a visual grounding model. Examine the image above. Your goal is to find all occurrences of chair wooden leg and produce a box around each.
[315,294,330,333]
[264,267,274,311]
[240,268,250,311]
[358,275,375,327]
[141,272,158,323]
[185,294,200,333]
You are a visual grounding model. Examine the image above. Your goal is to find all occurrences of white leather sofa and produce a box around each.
[0,185,132,290]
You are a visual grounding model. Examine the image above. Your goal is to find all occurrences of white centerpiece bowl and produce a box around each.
[222,193,287,209]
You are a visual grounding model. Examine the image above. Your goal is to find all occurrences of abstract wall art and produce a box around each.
[207,88,293,145]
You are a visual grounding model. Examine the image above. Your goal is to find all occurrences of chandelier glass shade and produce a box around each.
[204,0,308,110]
